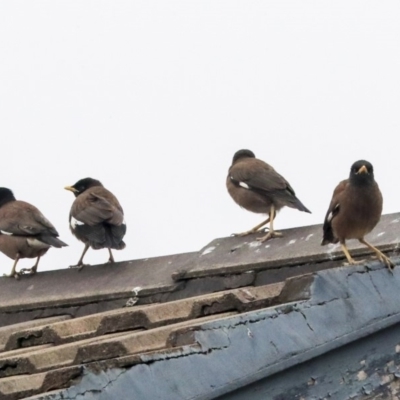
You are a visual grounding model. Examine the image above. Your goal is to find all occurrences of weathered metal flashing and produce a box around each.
[221,322,400,399]
[26,260,400,400]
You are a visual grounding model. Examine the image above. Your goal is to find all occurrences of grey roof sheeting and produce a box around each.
[0,212,399,399]
[0,282,294,399]
[22,262,400,400]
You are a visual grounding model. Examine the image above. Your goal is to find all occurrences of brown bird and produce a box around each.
[0,188,68,278]
[65,178,126,269]
[321,160,394,270]
[226,149,311,242]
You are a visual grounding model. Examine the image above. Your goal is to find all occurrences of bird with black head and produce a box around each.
[65,178,126,269]
[321,160,394,271]
[226,149,311,242]
[0,187,68,278]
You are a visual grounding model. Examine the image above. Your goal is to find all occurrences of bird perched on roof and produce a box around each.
[321,160,393,271]
[0,188,68,278]
[65,178,126,269]
[226,149,311,242]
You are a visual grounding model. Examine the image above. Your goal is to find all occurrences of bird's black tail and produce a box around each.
[108,224,126,249]
[91,223,126,250]
[321,220,338,245]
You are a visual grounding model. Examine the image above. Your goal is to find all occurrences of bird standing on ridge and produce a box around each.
[0,188,68,278]
[321,160,394,271]
[226,149,311,242]
[65,178,126,269]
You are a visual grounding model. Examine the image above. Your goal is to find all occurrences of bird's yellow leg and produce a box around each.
[70,244,90,270]
[233,217,270,237]
[3,254,21,279]
[257,205,282,242]
[108,249,115,263]
[341,242,365,266]
[359,238,394,271]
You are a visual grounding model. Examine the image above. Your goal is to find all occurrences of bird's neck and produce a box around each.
[350,176,374,187]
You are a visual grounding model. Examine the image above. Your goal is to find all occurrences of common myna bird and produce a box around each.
[226,149,311,242]
[65,178,126,268]
[0,188,68,278]
[321,160,394,270]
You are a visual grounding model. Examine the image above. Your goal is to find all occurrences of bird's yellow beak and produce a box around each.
[357,165,368,174]
[64,186,78,193]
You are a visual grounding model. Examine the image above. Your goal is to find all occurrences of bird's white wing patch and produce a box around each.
[239,182,250,189]
[230,176,250,189]
[70,216,84,229]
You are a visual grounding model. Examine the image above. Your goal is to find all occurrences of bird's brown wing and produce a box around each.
[229,158,291,193]
[71,188,124,226]
[0,201,58,236]
[228,158,312,213]
[325,180,348,219]
[321,179,349,244]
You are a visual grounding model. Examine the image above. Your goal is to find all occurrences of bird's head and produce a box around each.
[64,178,103,197]
[0,188,16,208]
[349,160,374,184]
[232,149,256,164]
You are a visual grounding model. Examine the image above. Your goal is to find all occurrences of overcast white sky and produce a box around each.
[0,1,400,274]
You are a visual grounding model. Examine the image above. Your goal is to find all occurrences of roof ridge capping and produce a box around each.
[173,212,400,281]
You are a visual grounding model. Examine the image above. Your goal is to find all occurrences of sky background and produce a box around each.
[0,1,400,274]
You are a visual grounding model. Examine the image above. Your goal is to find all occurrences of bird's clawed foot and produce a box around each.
[233,228,264,237]
[257,231,283,243]
[376,253,395,273]
[3,272,20,280]
[232,217,271,238]
[19,266,38,275]
[358,239,395,274]
[69,263,89,271]
[343,259,366,266]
